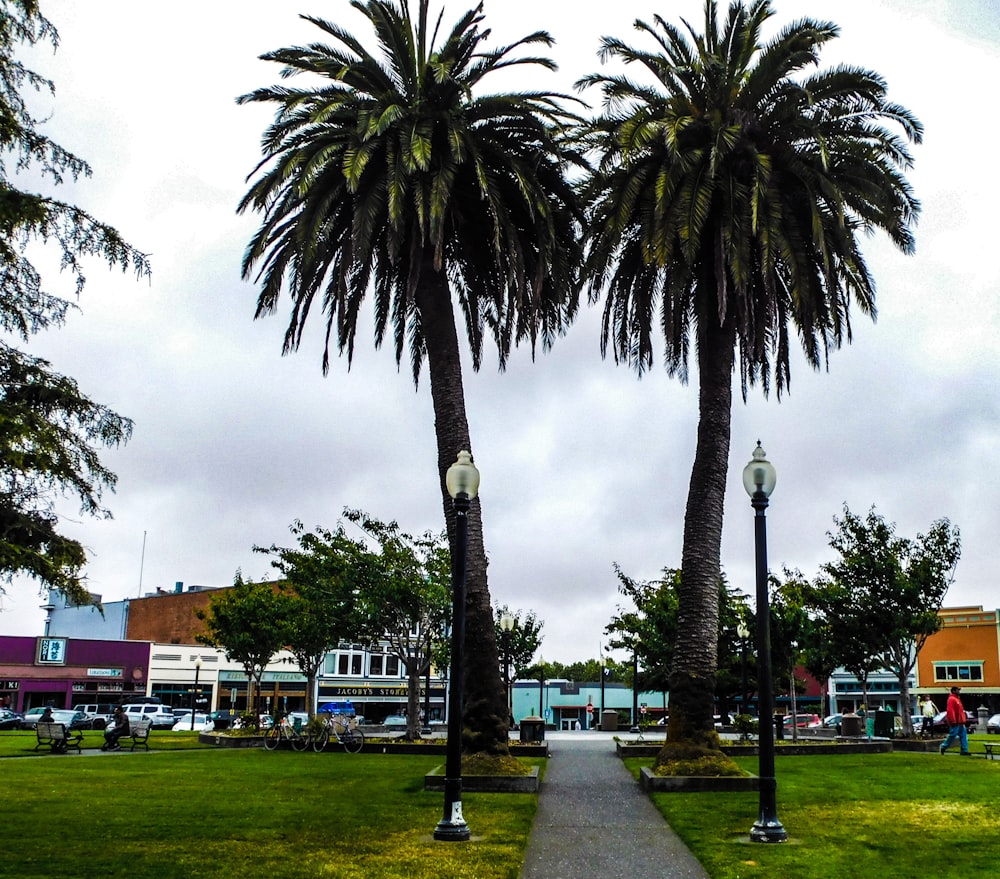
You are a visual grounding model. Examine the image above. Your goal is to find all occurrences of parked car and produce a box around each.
[172,713,212,731]
[382,715,408,727]
[0,708,24,729]
[986,714,1000,734]
[782,713,821,728]
[713,713,734,729]
[19,707,50,729]
[318,700,355,717]
[71,703,116,730]
[21,708,90,730]
[925,711,977,734]
[821,714,843,730]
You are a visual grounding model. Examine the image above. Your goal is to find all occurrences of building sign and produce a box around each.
[220,671,306,684]
[37,638,67,665]
[320,684,445,698]
[1,681,19,690]
[87,668,123,678]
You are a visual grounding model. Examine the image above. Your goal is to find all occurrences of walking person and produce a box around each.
[921,696,937,735]
[939,686,970,756]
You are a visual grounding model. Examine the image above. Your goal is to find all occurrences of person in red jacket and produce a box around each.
[939,686,970,756]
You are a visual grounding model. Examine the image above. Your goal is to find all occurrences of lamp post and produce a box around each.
[538,656,545,717]
[599,653,606,732]
[789,640,799,744]
[190,659,202,731]
[743,441,787,844]
[737,621,750,726]
[500,611,515,729]
[434,450,479,843]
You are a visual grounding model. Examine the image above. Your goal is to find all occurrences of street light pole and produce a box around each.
[434,450,479,843]
[500,612,515,730]
[599,653,606,731]
[190,659,202,731]
[789,640,799,745]
[743,442,787,844]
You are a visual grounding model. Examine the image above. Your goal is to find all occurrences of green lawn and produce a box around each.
[1,736,539,879]
[628,741,1000,879]
[6,729,998,879]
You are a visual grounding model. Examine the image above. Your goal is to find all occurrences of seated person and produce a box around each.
[102,707,130,751]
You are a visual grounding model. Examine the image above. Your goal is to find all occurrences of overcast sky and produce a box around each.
[2,1,998,664]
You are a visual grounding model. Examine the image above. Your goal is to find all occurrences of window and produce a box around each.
[933,663,983,683]
[385,656,399,677]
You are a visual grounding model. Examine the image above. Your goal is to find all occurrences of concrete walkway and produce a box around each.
[520,732,710,879]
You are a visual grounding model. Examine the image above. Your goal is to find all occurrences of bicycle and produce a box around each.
[264,714,308,752]
[319,715,364,754]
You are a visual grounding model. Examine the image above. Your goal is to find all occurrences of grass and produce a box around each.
[6,729,997,879]
[626,740,1000,879]
[1,733,541,879]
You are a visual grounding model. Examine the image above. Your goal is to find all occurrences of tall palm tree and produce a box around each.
[238,0,583,754]
[578,0,921,762]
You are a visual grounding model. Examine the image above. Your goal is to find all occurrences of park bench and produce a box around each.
[34,721,83,754]
[125,717,152,751]
[983,742,997,761]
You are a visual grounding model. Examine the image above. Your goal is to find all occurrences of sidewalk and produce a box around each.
[519,732,711,879]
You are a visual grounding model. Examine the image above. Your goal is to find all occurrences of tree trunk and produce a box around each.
[663,315,735,754]
[415,255,509,755]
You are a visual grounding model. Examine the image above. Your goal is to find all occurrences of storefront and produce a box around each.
[0,636,150,711]
[318,682,447,724]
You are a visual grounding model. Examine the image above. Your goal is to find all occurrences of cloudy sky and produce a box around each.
[2,1,998,664]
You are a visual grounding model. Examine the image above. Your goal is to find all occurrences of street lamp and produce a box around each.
[434,449,479,843]
[500,611,515,730]
[743,441,787,844]
[538,655,545,718]
[190,659,202,731]
[598,653,606,732]
[789,640,799,745]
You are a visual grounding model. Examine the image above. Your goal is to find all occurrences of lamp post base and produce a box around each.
[433,804,470,841]
[749,816,788,844]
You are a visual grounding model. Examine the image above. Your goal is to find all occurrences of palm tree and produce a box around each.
[238,0,583,754]
[577,0,921,762]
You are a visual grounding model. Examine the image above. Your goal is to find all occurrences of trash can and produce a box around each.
[840,713,863,737]
[519,716,546,743]
[601,709,618,732]
[874,710,895,738]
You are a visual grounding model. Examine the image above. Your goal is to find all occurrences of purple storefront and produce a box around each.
[0,636,151,712]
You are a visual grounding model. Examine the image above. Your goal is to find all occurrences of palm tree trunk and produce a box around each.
[665,315,735,748]
[415,255,509,755]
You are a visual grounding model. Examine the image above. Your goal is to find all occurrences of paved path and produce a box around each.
[520,733,711,879]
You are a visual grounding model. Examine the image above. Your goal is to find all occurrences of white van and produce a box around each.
[122,703,176,729]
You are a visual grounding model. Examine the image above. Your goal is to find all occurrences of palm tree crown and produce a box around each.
[238,0,583,379]
[579,0,922,397]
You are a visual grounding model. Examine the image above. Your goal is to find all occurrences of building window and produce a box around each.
[385,656,399,677]
[933,663,983,682]
[369,655,383,676]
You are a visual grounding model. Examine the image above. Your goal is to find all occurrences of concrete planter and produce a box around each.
[198,732,264,748]
[424,765,540,793]
[639,768,759,793]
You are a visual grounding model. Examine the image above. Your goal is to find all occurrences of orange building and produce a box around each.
[915,606,1000,713]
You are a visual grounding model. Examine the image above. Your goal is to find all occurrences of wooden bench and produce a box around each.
[35,721,83,754]
[984,742,997,761]
[126,717,152,751]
